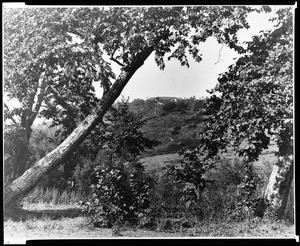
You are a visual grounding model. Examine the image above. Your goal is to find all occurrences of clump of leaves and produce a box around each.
[229,161,268,221]
[168,145,213,218]
[80,99,156,227]
[82,158,153,228]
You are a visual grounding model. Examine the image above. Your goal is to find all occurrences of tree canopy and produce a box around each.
[200,7,293,162]
[4,5,275,208]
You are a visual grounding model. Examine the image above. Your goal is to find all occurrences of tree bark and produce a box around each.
[4,46,154,208]
[264,154,293,219]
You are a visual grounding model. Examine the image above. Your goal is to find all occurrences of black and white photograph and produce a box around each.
[3,3,297,243]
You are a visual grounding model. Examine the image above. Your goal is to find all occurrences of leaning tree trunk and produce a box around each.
[4,46,154,208]
[264,154,293,219]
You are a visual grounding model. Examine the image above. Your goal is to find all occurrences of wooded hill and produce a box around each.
[128,97,206,156]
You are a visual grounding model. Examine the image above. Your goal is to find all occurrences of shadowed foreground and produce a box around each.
[4,204,295,244]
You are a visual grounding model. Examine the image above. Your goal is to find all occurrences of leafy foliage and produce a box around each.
[4,126,30,185]
[83,158,153,227]
[195,8,293,217]
[168,145,212,212]
[201,8,293,161]
[78,100,156,226]
[3,8,103,182]
[4,5,275,209]
[105,98,157,159]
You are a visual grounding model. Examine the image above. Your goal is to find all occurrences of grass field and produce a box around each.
[4,204,295,244]
[140,142,278,173]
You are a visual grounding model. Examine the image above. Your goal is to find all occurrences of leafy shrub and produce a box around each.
[168,145,213,216]
[82,159,153,227]
[162,101,177,112]
[171,130,180,136]
[187,124,198,129]
[193,100,205,111]
[164,143,181,153]
[4,125,31,185]
[72,151,110,198]
[176,100,189,111]
[202,158,266,221]
[150,169,183,211]
[173,126,181,131]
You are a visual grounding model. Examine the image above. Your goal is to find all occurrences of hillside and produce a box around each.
[131,97,279,178]
[129,97,206,157]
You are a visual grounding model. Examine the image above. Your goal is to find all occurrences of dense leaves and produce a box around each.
[169,145,213,211]
[80,100,155,227]
[4,6,275,209]
[83,159,153,227]
[191,8,294,217]
[3,8,103,181]
[104,99,157,159]
[200,8,293,162]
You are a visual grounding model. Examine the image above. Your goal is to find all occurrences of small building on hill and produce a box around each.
[148,97,180,105]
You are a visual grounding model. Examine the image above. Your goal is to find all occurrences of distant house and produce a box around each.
[148,97,180,105]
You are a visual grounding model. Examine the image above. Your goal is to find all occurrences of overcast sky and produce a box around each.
[114,8,281,101]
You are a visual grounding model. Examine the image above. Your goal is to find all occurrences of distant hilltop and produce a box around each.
[147,97,180,102]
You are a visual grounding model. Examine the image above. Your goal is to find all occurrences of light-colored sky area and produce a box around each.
[3,5,288,110]
[115,8,281,101]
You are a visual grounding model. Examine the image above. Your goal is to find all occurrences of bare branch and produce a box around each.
[4,103,18,125]
[214,43,224,65]
[110,48,125,67]
[67,29,86,39]
[28,81,47,126]
[110,57,125,67]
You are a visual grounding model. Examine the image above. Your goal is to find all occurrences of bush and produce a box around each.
[193,100,205,111]
[72,150,111,198]
[168,145,213,216]
[82,158,153,228]
[202,158,266,221]
[187,124,198,129]
[162,101,177,112]
[176,101,189,111]
[171,130,180,136]
[164,143,181,153]
[173,126,181,131]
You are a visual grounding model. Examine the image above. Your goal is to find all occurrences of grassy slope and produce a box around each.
[139,104,278,173]
[140,143,278,175]
[141,108,204,156]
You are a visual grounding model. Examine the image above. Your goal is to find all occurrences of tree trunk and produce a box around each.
[4,46,154,208]
[264,154,293,219]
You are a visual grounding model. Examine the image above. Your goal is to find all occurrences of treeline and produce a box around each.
[129,96,207,116]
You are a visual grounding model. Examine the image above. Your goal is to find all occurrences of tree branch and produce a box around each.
[28,80,47,126]
[4,103,18,125]
[110,48,125,67]
[110,57,125,67]
[214,43,224,65]
[67,29,86,39]
[4,44,154,208]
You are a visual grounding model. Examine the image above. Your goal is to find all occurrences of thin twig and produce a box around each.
[4,103,18,125]
[110,47,125,67]
[110,57,125,67]
[214,43,224,65]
